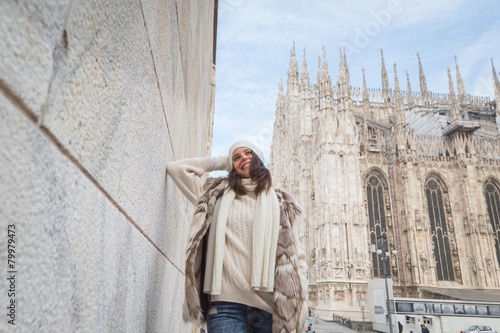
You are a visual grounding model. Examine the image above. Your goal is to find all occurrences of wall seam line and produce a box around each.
[138,0,177,161]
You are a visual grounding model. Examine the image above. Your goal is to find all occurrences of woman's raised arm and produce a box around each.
[166,156,230,205]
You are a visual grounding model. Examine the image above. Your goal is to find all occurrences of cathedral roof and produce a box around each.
[421,287,500,303]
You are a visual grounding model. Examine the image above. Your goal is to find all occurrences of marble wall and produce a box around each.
[0,0,216,331]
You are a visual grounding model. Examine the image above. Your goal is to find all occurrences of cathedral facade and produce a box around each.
[270,45,500,320]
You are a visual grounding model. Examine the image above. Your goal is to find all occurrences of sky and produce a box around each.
[211,0,500,164]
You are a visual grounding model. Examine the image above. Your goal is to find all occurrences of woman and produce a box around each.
[166,140,308,332]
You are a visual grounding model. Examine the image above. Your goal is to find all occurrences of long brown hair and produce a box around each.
[228,151,272,196]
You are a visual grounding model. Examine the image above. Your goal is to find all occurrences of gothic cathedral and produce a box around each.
[270,44,500,320]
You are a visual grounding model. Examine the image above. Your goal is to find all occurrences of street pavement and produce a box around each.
[303,318,378,333]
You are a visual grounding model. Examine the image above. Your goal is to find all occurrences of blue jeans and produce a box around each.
[206,301,272,333]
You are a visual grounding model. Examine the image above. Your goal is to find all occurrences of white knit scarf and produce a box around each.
[203,179,280,294]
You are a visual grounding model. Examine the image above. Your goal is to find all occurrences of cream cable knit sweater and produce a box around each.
[166,157,273,313]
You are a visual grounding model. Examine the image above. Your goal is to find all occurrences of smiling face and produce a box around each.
[232,147,253,178]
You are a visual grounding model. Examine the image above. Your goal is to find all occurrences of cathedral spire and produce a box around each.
[335,47,356,145]
[417,52,429,105]
[277,78,284,107]
[362,68,370,137]
[394,64,400,96]
[338,47,344,78]
[315,55,322,111]
[300,48,310,92]
[337,47,351,98]
[362,68,369,104]
[343,46,349,78]
[493,58,500,90]
[317,55,322,79]
[322,45,329,75]
[492,58,500,115]
[287,41,299,97]
[447,68,460,121]
[362,68,371,120]
[322,47,334,107]
[275,77,285,124]
[381,49,390,105]
[406,71,415,109]
[394,63,405,127]
[316,47,333,112]
[337,47,351,103]
[455,55,466,104]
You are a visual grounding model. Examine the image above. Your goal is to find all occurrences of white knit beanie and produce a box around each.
[228,140,264,169]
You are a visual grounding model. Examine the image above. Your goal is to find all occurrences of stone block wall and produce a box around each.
[0,0,217,331]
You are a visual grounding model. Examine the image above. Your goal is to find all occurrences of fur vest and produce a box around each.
[183,178,308,332]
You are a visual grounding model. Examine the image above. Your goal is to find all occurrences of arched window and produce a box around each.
[484,180,500,267]
[366,174,390,277]
[425,177,454,281]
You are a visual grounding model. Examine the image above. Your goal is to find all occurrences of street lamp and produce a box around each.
[360,298,366,333]
[377,234,396,333]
